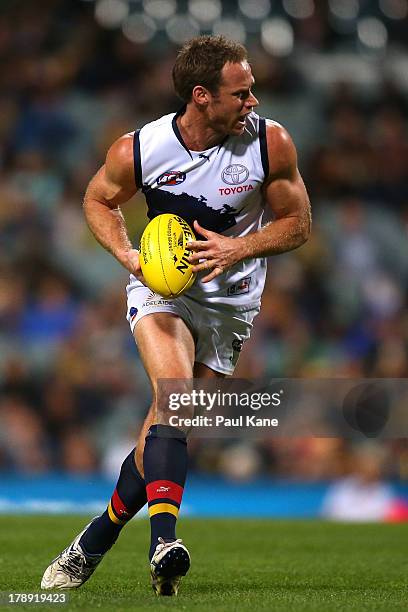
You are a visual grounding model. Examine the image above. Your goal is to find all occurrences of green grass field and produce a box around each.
[1,516,407,611]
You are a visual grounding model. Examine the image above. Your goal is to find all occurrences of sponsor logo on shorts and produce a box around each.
[129,306,138,321]
[140,290,173,308]
[232,339,243,352]
[227,277,252,296]
[142,298,173,308]
[230,338,244,365]
[221,164,249,185]
[157,170,186,186]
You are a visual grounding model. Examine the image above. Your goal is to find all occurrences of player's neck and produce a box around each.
[177,107,226,152]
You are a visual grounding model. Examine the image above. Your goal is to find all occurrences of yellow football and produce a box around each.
[139,214,196,298]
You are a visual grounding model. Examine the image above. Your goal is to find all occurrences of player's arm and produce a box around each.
[240,121,311,258]
[188,122,311,282]
[83,133,142,278]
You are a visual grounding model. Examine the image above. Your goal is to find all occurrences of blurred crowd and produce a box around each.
[1,0,408,481]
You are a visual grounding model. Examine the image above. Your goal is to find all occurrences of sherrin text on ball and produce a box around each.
[139,214,196,298]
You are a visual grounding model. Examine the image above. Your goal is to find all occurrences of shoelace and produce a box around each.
[156,537,183,553]
[59,547,99,579]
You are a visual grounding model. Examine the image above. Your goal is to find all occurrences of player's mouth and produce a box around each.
[236,115,247,127]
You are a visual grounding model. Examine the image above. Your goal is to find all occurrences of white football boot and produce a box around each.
[41,520,104,589]
[150,537,190,596]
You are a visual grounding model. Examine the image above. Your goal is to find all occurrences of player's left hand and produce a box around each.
[187,220,244,283]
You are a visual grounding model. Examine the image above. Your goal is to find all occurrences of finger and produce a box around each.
[188,250,211,263]
[128,249,141,262]
[130,259,142,273]
[127,253,143,277]
[136,272,146,284]
[191,259,214,274]
[192,260,224,275]
[186,240,209,251]
[201,266,223,283]
[193,220,212,239]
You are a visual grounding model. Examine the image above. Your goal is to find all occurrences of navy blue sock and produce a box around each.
[144,425,188,560]
[80,449,146,555]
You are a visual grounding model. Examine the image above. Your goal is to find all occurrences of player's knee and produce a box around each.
[154,380,195,425]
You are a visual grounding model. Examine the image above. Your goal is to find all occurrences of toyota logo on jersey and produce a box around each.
[221,164,249,185]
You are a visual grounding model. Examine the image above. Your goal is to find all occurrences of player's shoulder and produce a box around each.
[104,132,135,186]
[263,119,297,170]
[106,132,134,169]
[139,112,175,135]
[264,119,295,150]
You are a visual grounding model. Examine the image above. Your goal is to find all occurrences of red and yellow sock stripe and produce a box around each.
[148,503,179,518]
[107,489,133,525]
[146,480,184,518]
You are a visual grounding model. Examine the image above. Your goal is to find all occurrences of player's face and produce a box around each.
[207,61,259,135]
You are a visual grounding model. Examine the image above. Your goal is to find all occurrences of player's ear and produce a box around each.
[191,85,210,107]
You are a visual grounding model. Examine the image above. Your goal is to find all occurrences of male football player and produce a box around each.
[41,35,310,596]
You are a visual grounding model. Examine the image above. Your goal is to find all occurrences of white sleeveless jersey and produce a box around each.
[133,109,269,310]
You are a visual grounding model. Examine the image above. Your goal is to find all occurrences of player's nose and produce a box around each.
[246,92,259,109]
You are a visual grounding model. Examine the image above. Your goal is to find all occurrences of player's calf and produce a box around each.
[79,449,146,555]
[144,424,190,595]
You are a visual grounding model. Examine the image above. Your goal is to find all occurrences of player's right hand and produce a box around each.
[119,248,145,283]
